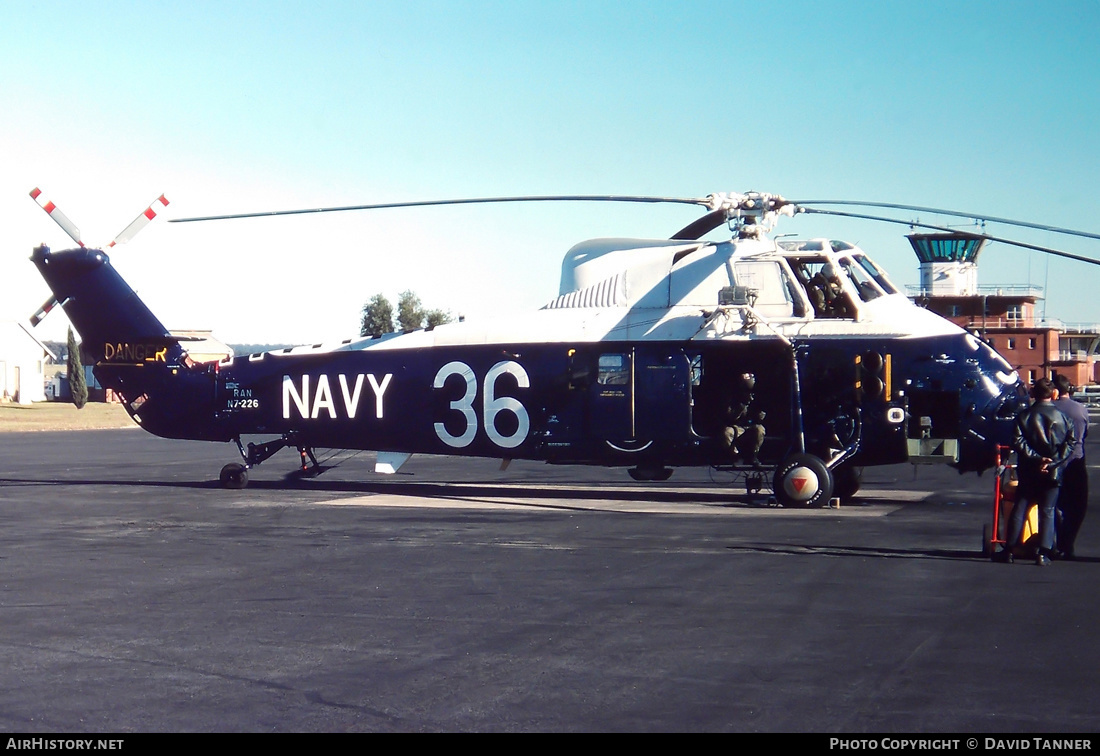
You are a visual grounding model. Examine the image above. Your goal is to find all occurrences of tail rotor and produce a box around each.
[27,188,169,327]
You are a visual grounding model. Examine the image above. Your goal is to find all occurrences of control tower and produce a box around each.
[907,231,987,296]
[904,231,1100,388]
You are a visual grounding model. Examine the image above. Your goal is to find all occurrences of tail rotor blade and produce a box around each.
[29,295,66,327]
[29,188,84,247]
[109,194,170,247]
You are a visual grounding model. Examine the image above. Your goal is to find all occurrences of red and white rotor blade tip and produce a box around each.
[29,294,65,328]
[29,188,84,247]
[108,194,170,248]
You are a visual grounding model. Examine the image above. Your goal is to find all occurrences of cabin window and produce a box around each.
[1007,338,1016,350]
[730,261,797,318]
[1007,305,1023,321]
[689,354,703,386]
[597,353,631,385]
[1029,338,1036,350]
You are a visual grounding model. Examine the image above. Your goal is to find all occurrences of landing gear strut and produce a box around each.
[297,446,320,472]
[220,435,321,489]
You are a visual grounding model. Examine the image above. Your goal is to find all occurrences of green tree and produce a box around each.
[360,293,395,337]
[397,290,425,332]
[424,308,453,328]
[66,326,88,409]
[363,290,452,336]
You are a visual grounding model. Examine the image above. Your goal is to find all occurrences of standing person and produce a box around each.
[1053,374,1088,559]
[994,378,1077,566]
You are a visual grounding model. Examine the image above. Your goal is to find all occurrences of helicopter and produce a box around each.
[25,189,1100,505]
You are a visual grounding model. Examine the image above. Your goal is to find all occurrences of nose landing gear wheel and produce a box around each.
[220,463,249,489]
[773,454,833,508]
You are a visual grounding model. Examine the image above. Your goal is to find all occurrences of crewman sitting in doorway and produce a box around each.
[722,372,766,467]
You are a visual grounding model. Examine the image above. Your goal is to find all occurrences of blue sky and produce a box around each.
[3,1,1099,343]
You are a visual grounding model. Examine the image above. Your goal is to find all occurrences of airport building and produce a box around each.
[0,321,55,404]
[906,232,1100,389]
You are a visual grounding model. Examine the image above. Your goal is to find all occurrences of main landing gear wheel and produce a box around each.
[773,453,833,508]
[220,463,249,489]
[832,465,862,503]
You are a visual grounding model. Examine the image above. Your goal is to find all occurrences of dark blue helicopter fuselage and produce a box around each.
[207,331,1025,471]
[33,244,1027,477]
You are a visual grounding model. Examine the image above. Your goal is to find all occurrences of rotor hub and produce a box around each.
[704,192,797,239]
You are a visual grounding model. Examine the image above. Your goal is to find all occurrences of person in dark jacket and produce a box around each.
[1053,374,1088,559]
[994,377,1078,566]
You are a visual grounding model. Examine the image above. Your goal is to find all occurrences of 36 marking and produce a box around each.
[433,360,530,449]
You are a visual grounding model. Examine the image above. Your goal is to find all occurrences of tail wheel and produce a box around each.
[220,463,249,489]
[773,454,833,508]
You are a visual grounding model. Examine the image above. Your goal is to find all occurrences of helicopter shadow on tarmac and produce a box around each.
[0,469,1017,566]
[0,470,810,506]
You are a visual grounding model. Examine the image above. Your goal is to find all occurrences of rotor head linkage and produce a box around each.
[695,192,797,239]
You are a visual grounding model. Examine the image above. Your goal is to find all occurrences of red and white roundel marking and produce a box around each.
[782,466,820,501]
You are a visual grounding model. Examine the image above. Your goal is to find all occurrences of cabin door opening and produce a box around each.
[685,345,796,464]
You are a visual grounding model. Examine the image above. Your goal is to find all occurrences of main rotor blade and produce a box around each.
[29,188,83,247]
[670,209,728,240]
[794,199,1100,242]
[109,194,170,247]
[169,194,707,223]
[798,207,1100,267]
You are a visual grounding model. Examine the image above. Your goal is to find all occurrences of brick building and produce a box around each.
[906,232,1099,387]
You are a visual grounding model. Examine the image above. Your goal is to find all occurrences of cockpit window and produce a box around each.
[852,254,898,294]
[838,256,885,302]
[786,256,855,318]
